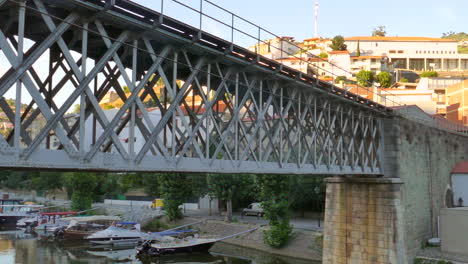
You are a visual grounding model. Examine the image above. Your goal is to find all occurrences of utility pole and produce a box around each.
[314,0,319,38]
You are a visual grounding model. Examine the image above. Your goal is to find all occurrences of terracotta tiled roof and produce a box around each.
[328,50,349,54]
[452,161,468,174]
[345,36,456,42]
[351,55,385,59]
[303,37,320,42]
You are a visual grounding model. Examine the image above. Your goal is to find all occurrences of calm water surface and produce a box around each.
[0,229,314,264]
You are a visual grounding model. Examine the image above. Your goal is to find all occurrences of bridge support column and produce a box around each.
[322,177,407,264]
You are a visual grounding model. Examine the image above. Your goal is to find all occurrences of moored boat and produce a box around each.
[137,238,217,256]
[137,227,258,257]
[86,222,143,246]
[0,202,44,227]
[56,215,121,240]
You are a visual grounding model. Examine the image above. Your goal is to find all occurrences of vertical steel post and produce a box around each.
[171,52,178,157]
[199,0,203,31]
[14,2,26,149]
[279,86,283,165]
[46,49,52,149]
[159,0,164,24]
[298,92,301,164]
[129,40,137,157]
[235,73,239,160]
[79,23,88,153]
[231,14,234,44]
[258,80,262,161]
[206,64,211,159]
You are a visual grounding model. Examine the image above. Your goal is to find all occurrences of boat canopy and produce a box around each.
[61,215,121,222]
[116,221,138,225]
[40,212,77,216]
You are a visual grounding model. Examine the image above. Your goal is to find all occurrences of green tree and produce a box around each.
[329,35,347,51]
[420,71,438,78]
[376,71,392,88]
[400,77,409,82]
[372,26,387,37]
[207,174,254,222]
[159,173,192,221]
[356,40,361,56]
[63,172,97,211]
[442,31,468,41]
[256,174,293,248]
[31,171,63,197]
[1,171,32,190]
[356,70,375,87]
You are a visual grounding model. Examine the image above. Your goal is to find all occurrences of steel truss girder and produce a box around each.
[0,0,383,175]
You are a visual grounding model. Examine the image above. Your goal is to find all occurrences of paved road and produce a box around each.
[184,209,324,231]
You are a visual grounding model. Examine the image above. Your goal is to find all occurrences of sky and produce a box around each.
[132,0,466,42]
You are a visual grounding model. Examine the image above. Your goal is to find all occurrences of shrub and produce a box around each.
[263,220,293,248]
[318,52,328,58]
[420,71,438,78]
[400,77,409,82]
[334,76,347,84]
[143,218,170,232]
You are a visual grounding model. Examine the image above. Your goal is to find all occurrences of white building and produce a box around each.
[345,36,468,72]
[248,36,299,60]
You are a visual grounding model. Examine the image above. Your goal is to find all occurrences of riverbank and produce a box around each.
[167,217,323,262]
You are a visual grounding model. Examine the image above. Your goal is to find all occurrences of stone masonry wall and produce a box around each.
[323,177,406,264]
[384,116,468,259]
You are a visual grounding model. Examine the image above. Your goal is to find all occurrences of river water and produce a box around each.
[0,229,316,264]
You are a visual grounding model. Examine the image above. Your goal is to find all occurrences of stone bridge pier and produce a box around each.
[322,177,406,264]
[322,112,468,264]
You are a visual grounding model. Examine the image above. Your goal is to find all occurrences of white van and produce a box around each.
[242,203,264,217]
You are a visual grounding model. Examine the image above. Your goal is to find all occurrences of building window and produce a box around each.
[398,50,404,54]
[322,63,325,67]
[371,59,377,63]
[376,43,378,47]
[389,50,396,54]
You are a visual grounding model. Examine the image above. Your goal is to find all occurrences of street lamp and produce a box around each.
[314,186,321,227]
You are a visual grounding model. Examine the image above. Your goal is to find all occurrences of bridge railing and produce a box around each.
[164,0,403,109]
[393,107,468,135]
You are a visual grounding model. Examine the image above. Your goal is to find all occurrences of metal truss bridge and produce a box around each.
[0,0,392,174]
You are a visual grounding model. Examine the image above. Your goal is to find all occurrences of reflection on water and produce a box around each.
[0,229,313,264]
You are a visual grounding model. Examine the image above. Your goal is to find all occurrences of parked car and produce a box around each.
[242,203,264,217]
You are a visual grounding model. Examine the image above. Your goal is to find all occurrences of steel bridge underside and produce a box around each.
[0,0,390,174]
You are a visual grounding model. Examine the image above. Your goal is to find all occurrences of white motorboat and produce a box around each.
[86,222,143,246]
